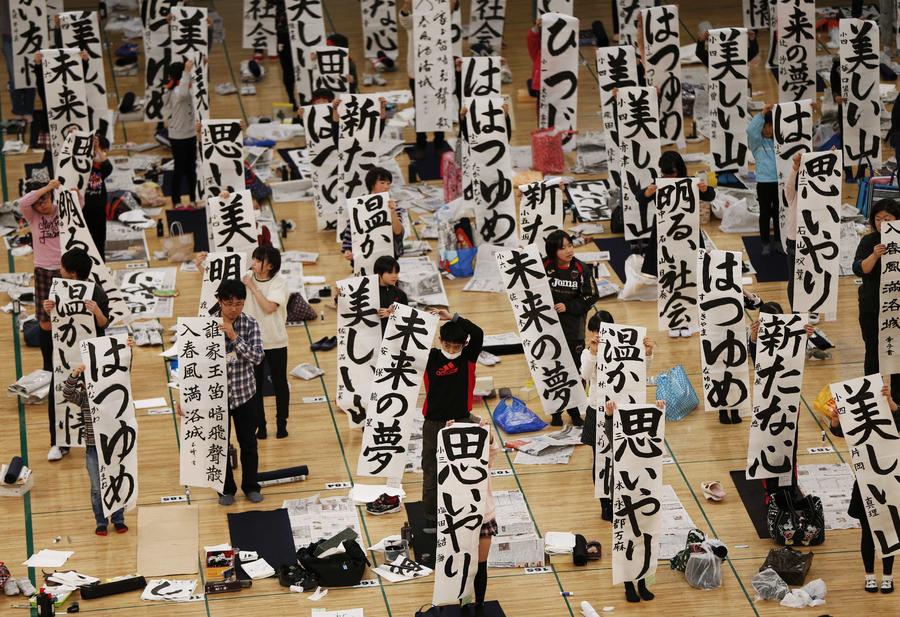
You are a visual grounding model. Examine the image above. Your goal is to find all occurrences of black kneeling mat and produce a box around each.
[431,601,506,616]
[404,500,437,567]
[729,470,772,539]
[227,508,297,579]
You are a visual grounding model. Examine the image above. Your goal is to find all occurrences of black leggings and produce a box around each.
[861,513,895,575]
[170,136,197,205]
[859,310,900,402]
[254,346,290,430]
[757,181,780,244]
[278,44,297,109]
[40,326,56,446]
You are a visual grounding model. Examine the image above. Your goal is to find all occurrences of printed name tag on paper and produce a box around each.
[490,469,513,477]
[325,481,352,490]
[303,396,327,404]
[807,447,835,454]
[524,566,552,575]
[161,495,188,503]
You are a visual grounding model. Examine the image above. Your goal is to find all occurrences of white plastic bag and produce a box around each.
[618,254,658,302]
[801,578,827,602]
[685,551,722,590]
[718,197,760,233]
[751,567,789,601]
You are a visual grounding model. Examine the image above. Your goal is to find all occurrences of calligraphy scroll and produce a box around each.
[881,222,900,373]
[451,5,463,57]
[199,252,248,316]
[338,94,384,238]
[565,180,612,221]
[140,0,177,122]
[242,0,276,56]
[362,0,399,61]
[59,11,108,136]
[469,0,505,54]
[656,178,700,331]
[618,86,660,241]
[611,403,666,585]
[313,45,349,93]
[774,99,812,250]
[539,12,579,149]
[830,375,900,557]
[776,0,815,102]
[413,0,453,132]
[56,130,94,192]
[839,19,881,173]
[170,6,209,123]
[642,5,683,146]
[177,317,229,492]
[746,313,808,481]
[336,275,381,427]
[596,46,639,191]
[766,0,778,68]
[200,120,244,199]
[351,192,394,276]
[304,103,340,231]
[81,334,138,518]
[537,0,573,14]
[433,423,490,606]
[518,180,562,248]
[743,0,770,28]
[357,303,438,478]
[617,0,655,47]
[460,57,502,105]
[288,0,325,104]
[42,48,91,166]
[50,278,97,447]
[207,190,258,255]
[698,249,751,414]
[708,28,750,173]
[11,0,47,89]
[496,245,589,416]
[793,149,842,316]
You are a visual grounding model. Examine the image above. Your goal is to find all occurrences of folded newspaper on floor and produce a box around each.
[9,369,52,395]
[487,490,545,568]
[281,495,365,552]
[658,484,699,560]
[798,463,859,530]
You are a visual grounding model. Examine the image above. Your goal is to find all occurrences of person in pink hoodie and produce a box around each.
[526,18,542,99]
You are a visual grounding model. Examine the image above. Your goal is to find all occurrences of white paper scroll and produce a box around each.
[50,278,97,447]
[539,12,579,149]
[776,0,816,102]
[746,313,808,481]
[518,180,562,248]
[469,0,505,54]
[59,12,108,135]
[830,375,900,557]
[656,178,700,331]
[56,130,94,193]
[288,1,325,104]
[698,249,751,414]
[313,46,350,93]
[336,275,381,427]
[597,324,648,404]
[708,28,750,173]
[351,192,394,276]
[467,96,517,247]
[596,46,639,191]
[42,48,91,166]
[496,245,589,416]
[11,0,48,89]
[617,0,655,47]
[170,6,209,123]
[357,303,438,479]
[199,252,249,316]
[774,99,813,251]
[412,0,453,133]
[460,57,502,106]
[304,104,340,231]
[566,181,612,221]
[744,0,771,28]
[140,0,175,122]
[451,6,463,57]
[641,5,683,147]
[200,120,244,199]
[433,423,490,606]
[242,0,276,56]
[618,86,660,241]
[362,0,399,60]
[839,19,881,172]
[80,334,138,518]
[766,0,778,68]
[793,149,842,317]
[880,222,900,374]
[177,317,229,493]
[537,0,573,15]
[611,403,666,585]
[207,190,258,255]
[338,94,384,237]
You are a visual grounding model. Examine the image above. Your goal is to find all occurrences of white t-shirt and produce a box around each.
[244,273,289,350]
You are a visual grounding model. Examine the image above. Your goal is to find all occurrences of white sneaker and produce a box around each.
[679,327,693,338]
[372,75,387,86]
[668,329,682,338]
[362,74,374,86]
[47,446,63,461]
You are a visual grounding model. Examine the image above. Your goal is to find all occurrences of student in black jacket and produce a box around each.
[373,255,408,333]
[83,134,112,257]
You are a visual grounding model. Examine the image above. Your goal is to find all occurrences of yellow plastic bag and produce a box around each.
[811,385,833,420]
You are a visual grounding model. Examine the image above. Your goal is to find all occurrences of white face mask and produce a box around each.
[443,350,462,360]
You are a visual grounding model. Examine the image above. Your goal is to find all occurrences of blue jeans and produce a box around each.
[2,35,36,117]
[86,446,125,527]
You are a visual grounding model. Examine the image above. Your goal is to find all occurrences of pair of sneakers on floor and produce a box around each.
[865,574,894,594]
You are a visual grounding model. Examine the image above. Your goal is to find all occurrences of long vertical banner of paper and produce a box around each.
[413,0,453,133]
[617,0,655,47]
[288,1,325,104]
[698,249,751,414]
[709,28,750,173]
[357,303,438,478]
[339,94,383,239]
[199,252,248,316]
[642,5,683,147]
[451,6,463,57]
[59,11,109,137]
[351,192,393,275]
[304,103,340,231]
[612,403,665,585]
[793,149,842,316]
[537,0,573,14]
[840,19,881,174]
[177,317,229,492]
[469,0,505,54]
[566,181,612,221]
[596,46,638,192]
[50,278,97,447]
[42,48,91,166]
[11,0,48,89]
[433,423,490,606]
[774,100,812,250]
[170,6,209,123]
[140,0,177,122]
[336,275,381,427]
[656,178,700,331]
[518,180,562,248]
[200,120,244,199]
[313,45,350,93]
[880,222,900,374]
[766,0,778,68]
[56,130,94,193]
[242,0,276,56]
[496,245,589,417]
[830,375,900,557]
[743,0,770,28]
[468,96,517,247]
[618,86,660,241]
[460,57,501,105]
[207,190,258,255]
[362,0,399,61]
[539,12,579,149]
[746,313,808,481]
[776,0,815,102]
[81,334,139,518]
[57,188,130,326]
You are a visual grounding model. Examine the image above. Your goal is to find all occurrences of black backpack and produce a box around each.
[297,540,369,587]
[767,491,825,547]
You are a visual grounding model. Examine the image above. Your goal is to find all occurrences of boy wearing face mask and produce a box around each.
[421,309,484,534]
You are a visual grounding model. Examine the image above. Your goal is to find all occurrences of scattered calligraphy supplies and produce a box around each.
[242,0,276,56]
[350,192,393,276]
[746,313,808,482]
[495,245,588,417]
[336,275,381,428]
[357,303,438,479]
[140,0,175,122]
[201,120,244,199]
[518,180,562,248]
[361,0,399,61]
[596,45,639,191]
[617,0,655,47]
[56,130,94,192]
[776,0,816,102]
[199,252,249,316]
[303,102,340,231]
[743,0,770,29]
[830,375,900,558]
[656,178,700,331]
[641,5,683,147]
[412,0,453,133]
[566,180,612,221]
[207,190,258,255]
[59,11,108,135]
[433,423,490,606]
[170,6,209,123]
[793,149,842,317]
[11,0,48,89]
[288,0,325,104]
[50,278,97,447]
[880,222,900,373]
[698,249,751,415]
[41,47,90,166]
[374,556,432,583]
[773,99,813,249]
[708,28,750,173]
[539,12,579,149]
[839,18,881,173]
[611,403,666,585]
[617,86,661,241]
[177,317,229,493]
[81,334,138,518]
[469,0,505,54]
